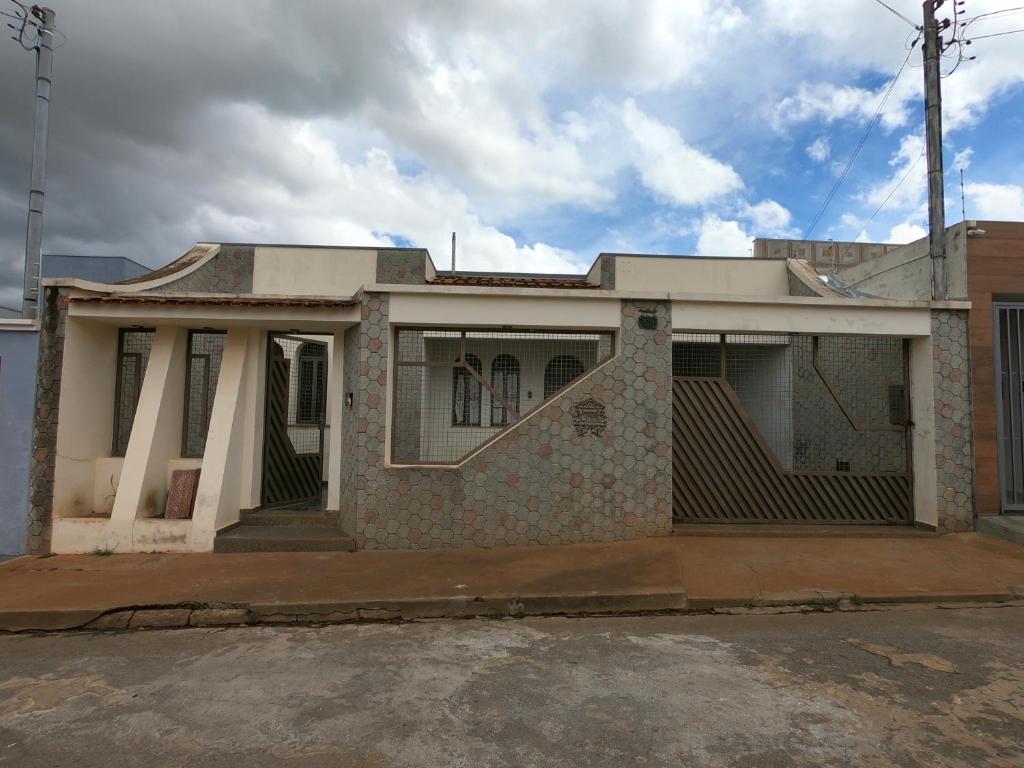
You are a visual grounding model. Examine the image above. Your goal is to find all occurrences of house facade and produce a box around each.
[26,242,971,555]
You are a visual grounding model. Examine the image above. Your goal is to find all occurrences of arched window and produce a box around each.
[544,355,584,398]
[490,354,520,427]
[296,343,326,424]
[452,353,482,426]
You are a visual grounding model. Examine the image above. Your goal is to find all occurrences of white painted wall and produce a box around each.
[52,318,118,519]
[390,293,620,330]
[617,256,789,295]
[672,301,933,337]
[252,247,377,296]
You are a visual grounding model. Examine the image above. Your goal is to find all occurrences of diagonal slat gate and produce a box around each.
[672,377,912,524]
[261,335,327,509]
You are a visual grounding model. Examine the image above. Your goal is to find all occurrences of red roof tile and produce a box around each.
[430,275,596,289]
[70,294,356,308]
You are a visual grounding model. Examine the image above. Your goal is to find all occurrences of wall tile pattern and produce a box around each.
[347,296,673,549]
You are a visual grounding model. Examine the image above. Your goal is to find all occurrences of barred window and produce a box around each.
[393,328,614,464]
[112,328,154,456]
[296,343,326,424]
[490,354,520,427]
[543,355,584,398]
[182,331,225,458]
[452,353,483,426]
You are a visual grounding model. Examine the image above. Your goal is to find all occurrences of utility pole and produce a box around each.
[922,0,947,300]
[17,5,57,319]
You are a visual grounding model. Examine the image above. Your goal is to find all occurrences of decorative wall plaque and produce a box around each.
[637,309,658,330]
[572,397,608,437]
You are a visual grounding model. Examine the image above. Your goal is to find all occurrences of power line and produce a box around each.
[834,151,925,271]
[970,27,1024,38]
[804,32,922,239]
[872,0,919,28]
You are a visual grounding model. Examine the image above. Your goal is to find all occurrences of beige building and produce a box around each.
[25,242,971,554]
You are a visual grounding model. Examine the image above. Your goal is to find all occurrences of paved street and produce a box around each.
[1,608,1022,767]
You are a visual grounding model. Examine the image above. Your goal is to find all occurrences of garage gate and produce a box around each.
[671,333,913,525]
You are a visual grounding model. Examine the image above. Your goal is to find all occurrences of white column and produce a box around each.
[326,331,345,511]
[189,328,250,549]
[109,326,188,538]
[909,335,939,528]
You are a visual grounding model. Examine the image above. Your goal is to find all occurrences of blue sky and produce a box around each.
[1,0,1023,303]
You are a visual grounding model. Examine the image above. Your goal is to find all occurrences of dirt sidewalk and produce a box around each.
[0,533,1021,631]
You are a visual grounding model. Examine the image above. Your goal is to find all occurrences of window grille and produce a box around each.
[393,328,614,464]
[296,342,326,425]
[182,331,225,458]
[543,355,585,399]
[112,328,154,456]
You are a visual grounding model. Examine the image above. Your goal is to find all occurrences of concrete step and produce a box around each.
[976,515,1024,546]
[239,510,336,528]
[214,525,355,554]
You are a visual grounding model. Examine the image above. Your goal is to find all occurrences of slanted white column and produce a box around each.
[237,328,265,511]
[188,328,250,550]
[109,326,188,539]
[326,331,344,511]
[909,335,938,528]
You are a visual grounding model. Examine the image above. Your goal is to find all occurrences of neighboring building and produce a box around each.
[0,255,149,558]
[767,221,1021,527]
[26,241,969,555]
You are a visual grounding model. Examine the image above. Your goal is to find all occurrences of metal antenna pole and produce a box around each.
[20,5,57,319]
[451,231,456,274]
[922,0,947,300]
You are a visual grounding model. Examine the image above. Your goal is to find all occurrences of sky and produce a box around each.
[1,0,1023,308]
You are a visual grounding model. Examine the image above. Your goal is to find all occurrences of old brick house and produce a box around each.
[26,241,969,554]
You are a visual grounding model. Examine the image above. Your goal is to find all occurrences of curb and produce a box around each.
[3,589,1023,634]
[0,590,690,633]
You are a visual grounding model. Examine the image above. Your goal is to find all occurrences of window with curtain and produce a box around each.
[452,353,482,426]
[490,354,520,427]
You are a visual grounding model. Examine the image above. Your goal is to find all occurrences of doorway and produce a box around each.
[261,333,329,509]
[996,304,1024,512]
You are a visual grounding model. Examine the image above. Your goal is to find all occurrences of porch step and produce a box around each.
[214,525,355,553]
[239,510,337,528]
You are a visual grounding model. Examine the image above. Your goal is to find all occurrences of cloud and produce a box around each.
[741,199,795,236]
[887,222,927,243]
[695,215,752,257]
[1,0,1022,307]
[621,99,743,206]
[806,137,830,163]
[964,182,1024,220]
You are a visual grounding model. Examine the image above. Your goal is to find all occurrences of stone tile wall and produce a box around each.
[375,250,427,285]
[149,245,253,293]
[346,295,673,549]
[26,287,67,554]
[932,309,974,532]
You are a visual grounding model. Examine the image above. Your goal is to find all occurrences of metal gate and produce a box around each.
[996,304,1024,512]
[261,334,328,509]
[671,333,913,524]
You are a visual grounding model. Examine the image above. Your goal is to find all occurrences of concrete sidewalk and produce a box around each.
[0,533,1022,632]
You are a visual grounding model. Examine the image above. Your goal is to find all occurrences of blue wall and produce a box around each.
[0,329,38,556]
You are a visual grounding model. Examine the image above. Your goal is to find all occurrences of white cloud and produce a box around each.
[622,99,743,206]
[861,133,926,212]
[887,222,927,243]
[695,215,752,256]
[806,137,830,163]
[741,199,795,236]
[964,182,1024,220]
